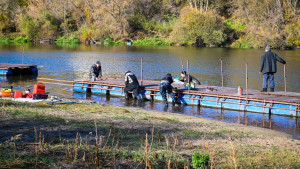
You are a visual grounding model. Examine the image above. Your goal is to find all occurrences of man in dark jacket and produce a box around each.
[160,73,176,106]
[124,71,141,100]
[260,45,286,92]
[179,71,201,88]
[90,61,102,81]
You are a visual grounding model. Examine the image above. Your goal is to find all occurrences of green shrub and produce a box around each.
[133,37,169,46]
[14,36,30,43]
[0,37,11,43]
[115,40,125,45]
[231,36,256,48]
[103,38,115,45]
[192,152,209,169]
[56,36,81,44]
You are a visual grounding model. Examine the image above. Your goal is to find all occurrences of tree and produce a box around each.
[170,6,227,46]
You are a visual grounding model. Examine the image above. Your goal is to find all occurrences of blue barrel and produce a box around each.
[154,91,173,102]
[140,90,151,100]
[73,83,91,93]
[31,67,38,75]
[246,101,270,113]
[223,98,245,111]
[110,86,124,96]
[0,69,8,75]
[271,104,297,116]
[179,94,200,105]
[201,96,221,108]
[91,84,109,95]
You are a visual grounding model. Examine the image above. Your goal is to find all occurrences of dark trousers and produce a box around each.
[263,73,275,89]
[124,85,140,98]
[160,83,175,104]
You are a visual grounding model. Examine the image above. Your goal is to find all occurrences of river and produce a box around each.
[0,44,299,137]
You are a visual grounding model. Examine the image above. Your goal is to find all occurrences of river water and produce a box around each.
[0,44,299,137]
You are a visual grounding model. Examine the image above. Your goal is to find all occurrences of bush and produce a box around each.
[115,40,125,45]
[14,36,30,43]
[103,38,115,46]
[192,152,209,169]
[18,15,40,40]
[170,7,227,46]
[133,37,170,46]
[56,36,81,44]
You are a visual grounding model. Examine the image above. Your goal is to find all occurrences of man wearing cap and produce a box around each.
[260,45,286,92]
[124,71,141,100]
[90,61,102,81]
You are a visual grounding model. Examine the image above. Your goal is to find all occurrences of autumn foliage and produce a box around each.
[0,0,299,48]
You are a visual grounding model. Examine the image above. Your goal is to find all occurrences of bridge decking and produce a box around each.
[75,78,300,105]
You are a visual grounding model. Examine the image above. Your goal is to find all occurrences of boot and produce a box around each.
[125,93,129,100]
[164,101,168,107]
[260,88,267,92]
[136,95,142,101]
[270,88,274,92]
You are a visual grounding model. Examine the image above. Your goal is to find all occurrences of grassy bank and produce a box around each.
[0,37,30,44]
[0,100,299,168]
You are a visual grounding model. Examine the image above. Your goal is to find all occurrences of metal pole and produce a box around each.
[22,46,24,64]
[187,60,190,90]
[284,64,287,92]
[141,57,143,86]
[181,57,184,71]
[220,58,223,87]
[246,62,248,96]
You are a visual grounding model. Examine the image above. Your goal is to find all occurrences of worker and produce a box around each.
[179,71,201,89]
[160,73,177,106]
[260,45,286,92]
[89,61,102,81]
[124,71,141,100]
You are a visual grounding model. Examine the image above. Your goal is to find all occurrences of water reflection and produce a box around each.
[72,93,300,138]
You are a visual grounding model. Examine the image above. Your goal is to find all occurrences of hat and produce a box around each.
[125,70,131,75]
[96,61,101,65]
[265,45,271,52]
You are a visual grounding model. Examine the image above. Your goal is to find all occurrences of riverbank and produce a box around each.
[0,99,299,168]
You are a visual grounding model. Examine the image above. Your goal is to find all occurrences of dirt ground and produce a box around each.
[0,99,299,168]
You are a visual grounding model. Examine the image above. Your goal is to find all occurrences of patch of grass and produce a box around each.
[141,115,180,123]
[56,36,81,44]
[181,129,204,138]
[0,36,30,44]
[133,37,170,46]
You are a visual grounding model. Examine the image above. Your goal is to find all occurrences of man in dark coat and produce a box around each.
[90,61,102,81]
[260,45,286,92]
[160,73,176,106]
[124,71,141,100]
[179,70,201,88]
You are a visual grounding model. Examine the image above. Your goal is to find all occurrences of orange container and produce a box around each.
[33,83,45,94]
[14,91,23,98]
[1,92,12,97]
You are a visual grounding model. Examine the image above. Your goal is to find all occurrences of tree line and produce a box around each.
[0,0,299,48]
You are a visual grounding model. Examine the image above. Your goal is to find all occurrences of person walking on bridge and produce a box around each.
[124,71,141,100]
[160,73,177,106]
[90,61,102,81]
[260,45,286,92]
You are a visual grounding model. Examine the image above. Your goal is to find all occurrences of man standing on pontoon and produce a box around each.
[260,45,286,92]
